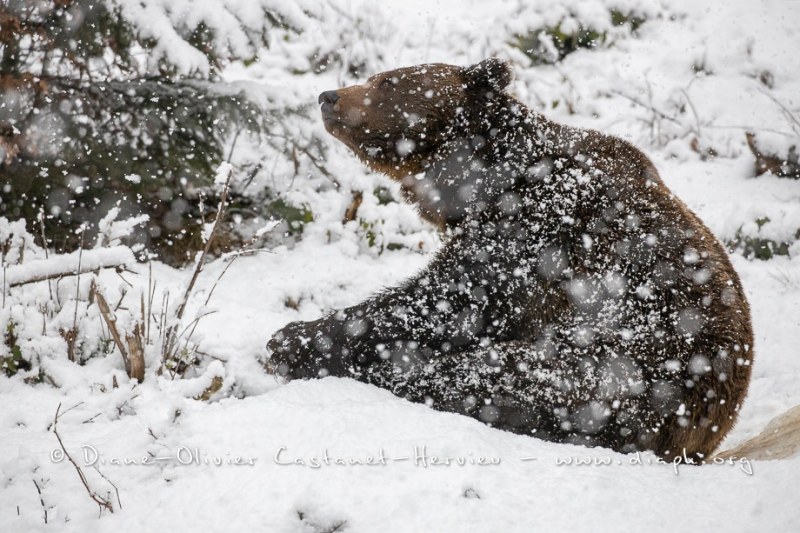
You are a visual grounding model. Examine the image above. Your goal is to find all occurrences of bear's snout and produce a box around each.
[318,90,340,114]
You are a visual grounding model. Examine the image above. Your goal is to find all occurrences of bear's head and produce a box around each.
[318,58,514,180]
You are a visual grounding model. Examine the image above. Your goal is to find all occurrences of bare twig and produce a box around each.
[51,403,115,514]
[284,138,340,187]
[60,232,86,363]
[226,127,243,163]
[32,478,47,524]
[37,208,53,301]
[158,291,169,356]
[179,215,279,354]
[179,224,273,355]
[48,401,84,424]
[760,88,800,134]
[140,290,146,345]
[146,262,154,345]
[113,287,128,311]
[201,256,239,307]
[161,165,232,367]
[680,88,703,138]
[241,161,262,189]
[179,310,219,354]
[92,466,122,511]
[71,232,84,362]
[610,89,682,124]
[115,268,134,288]
[704,123,796,138]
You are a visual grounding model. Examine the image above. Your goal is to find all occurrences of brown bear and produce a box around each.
[266,58,754,461]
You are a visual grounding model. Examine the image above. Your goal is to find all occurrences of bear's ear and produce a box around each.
[464,58,514,93]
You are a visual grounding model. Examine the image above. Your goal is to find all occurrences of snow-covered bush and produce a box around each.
[512,8,647,66]
[0,211,147,383]
[0,0,317,263]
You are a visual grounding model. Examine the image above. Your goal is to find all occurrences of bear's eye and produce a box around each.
[379,77,396,90]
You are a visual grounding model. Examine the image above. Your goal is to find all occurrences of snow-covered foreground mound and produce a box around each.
[2,376,799,533]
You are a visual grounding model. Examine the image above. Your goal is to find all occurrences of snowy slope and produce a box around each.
[2,0,800,532]
[3,377,798,532]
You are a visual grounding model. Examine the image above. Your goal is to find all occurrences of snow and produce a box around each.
[2,377,798,532]
[3,247,135,287]
[2,0,800,532]
[111,0,313,76]
[213,162,233,188]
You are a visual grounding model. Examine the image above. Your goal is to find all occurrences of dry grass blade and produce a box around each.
[125,323,146,382]
[342,190,363,223]
[92,281,145,382]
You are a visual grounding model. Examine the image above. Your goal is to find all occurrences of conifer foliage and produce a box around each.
[0,0,308,261]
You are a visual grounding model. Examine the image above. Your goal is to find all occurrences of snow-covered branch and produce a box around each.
[4,247,135,288]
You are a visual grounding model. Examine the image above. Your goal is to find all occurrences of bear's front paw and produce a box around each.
[265,320,337,380]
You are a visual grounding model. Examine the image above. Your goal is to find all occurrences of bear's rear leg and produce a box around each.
[362,341,662,454]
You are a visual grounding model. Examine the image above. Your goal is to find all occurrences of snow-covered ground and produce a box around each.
[2,0,800,531]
